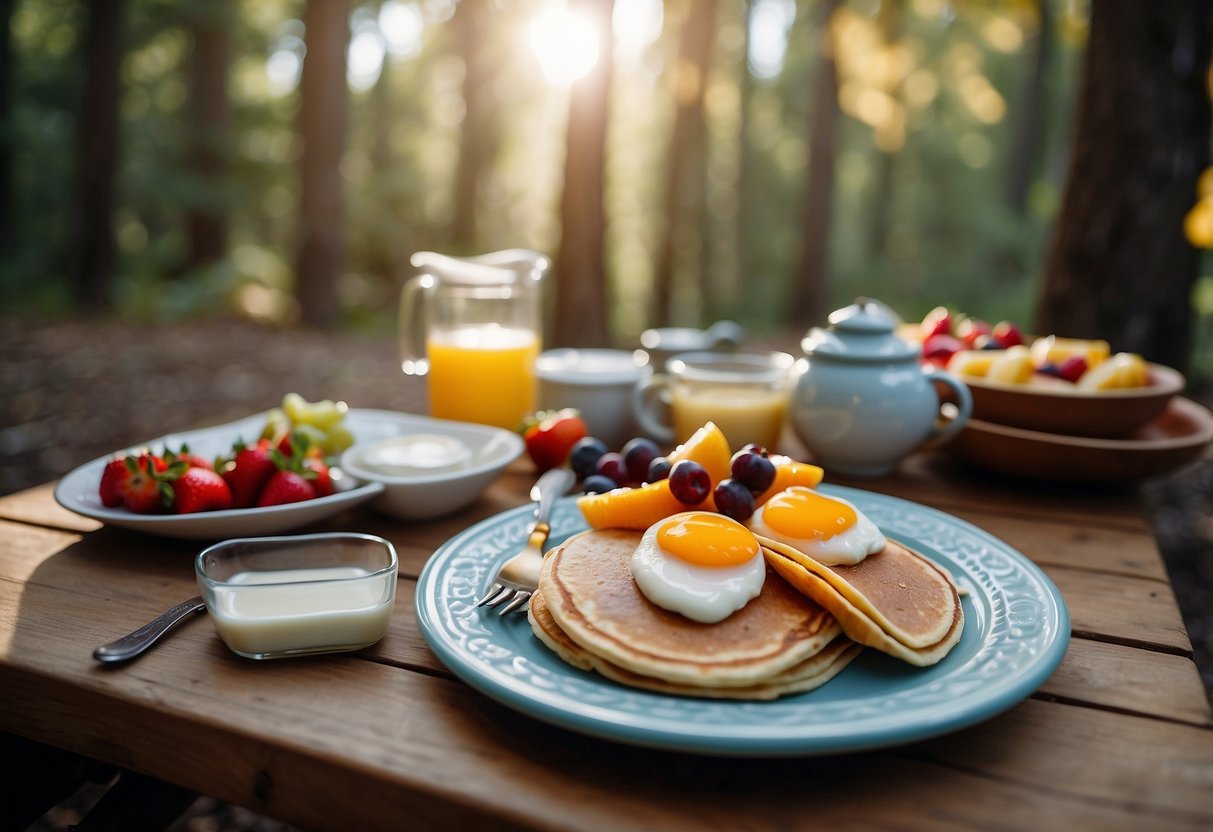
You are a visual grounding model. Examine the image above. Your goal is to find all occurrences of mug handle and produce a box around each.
[922,368,973,447]
[633,374,675,444]
[398,276,430,375]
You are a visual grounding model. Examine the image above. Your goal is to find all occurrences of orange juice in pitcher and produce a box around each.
[400,250,549,429]
[426,325,539,429]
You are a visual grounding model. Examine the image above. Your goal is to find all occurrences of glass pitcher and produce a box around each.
[400,249,550,429]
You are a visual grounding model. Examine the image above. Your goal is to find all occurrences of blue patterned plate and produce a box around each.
[415,485,1069,756]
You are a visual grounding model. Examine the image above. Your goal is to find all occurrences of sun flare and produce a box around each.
[529,4,601,85]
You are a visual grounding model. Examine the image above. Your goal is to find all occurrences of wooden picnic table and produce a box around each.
[1,438,1210,830]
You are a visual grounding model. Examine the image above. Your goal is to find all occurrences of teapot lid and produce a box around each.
[801,298,919,361]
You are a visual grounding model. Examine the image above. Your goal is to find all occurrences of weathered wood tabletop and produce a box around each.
[1,444,1211,830]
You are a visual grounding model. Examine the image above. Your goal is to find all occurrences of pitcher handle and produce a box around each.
[464,248,551,278]
[398,276,430,376]
[922,368,972,447]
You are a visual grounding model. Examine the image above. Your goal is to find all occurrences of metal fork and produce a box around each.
[477,466,575,614]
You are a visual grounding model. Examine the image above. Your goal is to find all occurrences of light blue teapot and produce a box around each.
[790,298,972,478]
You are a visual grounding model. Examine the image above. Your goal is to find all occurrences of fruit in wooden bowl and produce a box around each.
[941,349,1184,439]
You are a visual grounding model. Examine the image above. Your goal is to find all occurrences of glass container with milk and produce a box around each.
[196,533,398,660]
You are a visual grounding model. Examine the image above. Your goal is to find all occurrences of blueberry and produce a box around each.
[646,456,672,483]
[582,474,619,494]
[570,437,609,479]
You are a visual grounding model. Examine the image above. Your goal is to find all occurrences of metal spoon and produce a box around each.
[93,596,207,664]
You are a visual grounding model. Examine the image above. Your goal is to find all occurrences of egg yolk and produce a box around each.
[656,513,760,568]
[762,487,856,540]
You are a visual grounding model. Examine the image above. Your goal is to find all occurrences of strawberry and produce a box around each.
[101,453,173,514]
[221,438,278,508]
[164,443,212,471]
[171,467,234,514]
[303,457,335,497]
[99,458,129,508]
[256,470,316,507]
[520,408,588,472]
[919,306,952,339]
[991,320,1025,349]
[276,428,325,460]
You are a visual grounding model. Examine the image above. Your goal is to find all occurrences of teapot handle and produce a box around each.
[922,368,972,447]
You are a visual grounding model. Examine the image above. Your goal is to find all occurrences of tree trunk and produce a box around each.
[734,0,756,317]
[296,0,350,329]
[367,46,401,286]
[184,3,231,271]
[653,0,717,328]
[1004,0,1053,216]
[1035,1,1212,372]
[789,0,843,329]
[0,0,15,249]
[552,0,615,347]
[451,0,490,252]
[71,0,124,311]
[864,0,903,258]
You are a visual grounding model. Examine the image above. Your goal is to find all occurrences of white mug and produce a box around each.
[535,349,652,450]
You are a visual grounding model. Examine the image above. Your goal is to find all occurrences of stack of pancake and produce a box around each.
[529,526,964,699]
[530,529,862,699]
[759,536,964,666]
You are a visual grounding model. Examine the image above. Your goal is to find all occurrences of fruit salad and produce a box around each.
[557,421,825,528]
[903,307,1150,392]
[97,393,353,515]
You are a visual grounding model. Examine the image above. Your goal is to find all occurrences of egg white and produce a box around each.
[749,493,884,566]
[630,521,765,624]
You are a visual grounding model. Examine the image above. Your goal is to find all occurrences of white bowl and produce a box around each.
[340,412,523,520]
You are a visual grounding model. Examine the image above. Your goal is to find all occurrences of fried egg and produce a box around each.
[749,486,884,566]
[630,512,766,624]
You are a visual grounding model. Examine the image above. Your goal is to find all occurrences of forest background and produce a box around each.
[2,0,1211,380]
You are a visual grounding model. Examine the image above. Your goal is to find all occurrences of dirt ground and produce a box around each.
[3,315,1211,830]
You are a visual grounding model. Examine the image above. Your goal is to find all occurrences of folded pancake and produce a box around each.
[540,528,842,688]
[529,588,862,700]
[761,538,964,667]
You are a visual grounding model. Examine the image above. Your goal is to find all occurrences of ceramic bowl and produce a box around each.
[340,415,523,520]
[942,362,1184,438]
[944,396,1212,482]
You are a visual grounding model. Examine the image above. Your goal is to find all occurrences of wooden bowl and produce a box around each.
[944,396,1213,482]
[940,362,1185,438]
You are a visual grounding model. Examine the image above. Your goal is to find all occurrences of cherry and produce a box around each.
[713,478,755,522]
[730,450,776,494]
[621,437,661,483]
[668,460,710,505]
[595,452,628,486]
